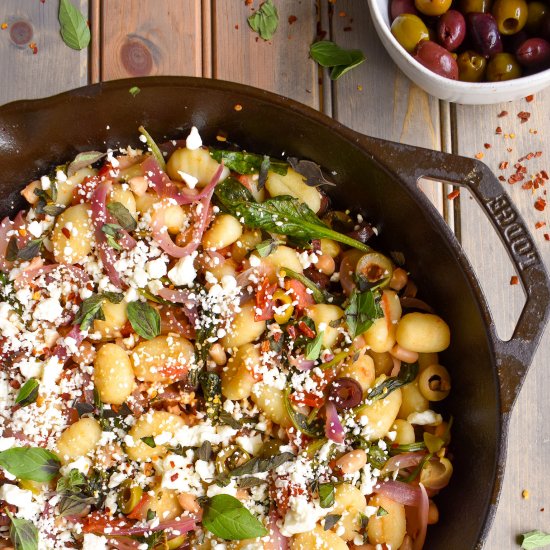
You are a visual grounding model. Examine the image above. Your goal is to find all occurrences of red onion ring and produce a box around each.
[289,355,316,372]
[413,483,429,550]
[382,452,428,474]
[14,263,90,290]
[325,401,345,444]
[374,480,423,507]
[51,325,84,362]
[266,507,289,550]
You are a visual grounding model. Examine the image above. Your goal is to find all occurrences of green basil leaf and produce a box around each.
[366,362,419,402]
[138,126,166,171]
[102,291,124,304]
[229,452,294,477]
[214,178,370,252]
[199,371,222,420]
[6,236,18,262]
[42,204,65,217]
[197,441,212,461]
[67,151,106,177]
[6,510,38,550]
[141,436,157,448]
[0,447,60,482]
[247,0,279,41]
[58,0,91,50]
[319,483,335,508]
[218,410,243,430]
[389,441,427,456]
[237,477,267,489]
[305,330,324,361]
[127,301,161,340]
[59,493,97,517]
[56,468,86,493]
[129,86,141,97]
[17,238,44,262]
[15,379,39,408]
[345,289,383,338]
[310,41,366,80]
[107,202,138,231]
[521,530,550,549]
[258,155,271,190]
[255,239,279,258]
[377,506,389,517]
[75,294,106,331]
[210,149,287,176]
[367,445,388,470]
[146,509,156,522]
[202,494,268,540]
[323,514,342,531]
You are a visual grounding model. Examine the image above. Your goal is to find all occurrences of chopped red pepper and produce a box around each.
[255,278,277,321]
[285,278,315,311]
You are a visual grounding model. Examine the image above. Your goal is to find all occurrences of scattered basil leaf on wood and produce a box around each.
[141,436,157,448]
[202,494,268,540]
[6,510,38,550]
[247,0,279,41]
[319,483,335,508]
[127,301,161,340]
[67,151,106,177]
[364,362,419,404]
[310,40,366,80]
[129,86,141,97]
[210,149,287,176]
[229,452,294,477]
[214,178,370,252]
[323,513,342,531]
[138,126,166,171]
[287,157,336,187]
[15,379,39,408]
[521,530,550,549]
[345,289,383,338]
[107,202,137,231]
[305,330,324,361]
[58,0,91,50]
[0,447,60,482]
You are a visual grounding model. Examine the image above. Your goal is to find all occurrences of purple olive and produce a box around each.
[327,377,363,410]
[390,0,419,21]
[414,40,460,79]
[516,37,550,69]
[437,10,466,51]
[467,13,504,57]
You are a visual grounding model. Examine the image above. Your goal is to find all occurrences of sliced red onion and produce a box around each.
[400,296,435,313]
[289,355,316,372]
[382,452,427,474]
[339,253,358,296]
[266,507,289,550]
[413,483,429,550]
[327,377,363,410]
[157,288,199,327]
[14,263,90,290]
[86,516,197,536]
[374,480,423,507]
[390,356,402,377]
[52,325,85,362]
[325,401,345,444]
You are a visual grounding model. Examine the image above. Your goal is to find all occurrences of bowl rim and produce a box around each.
[367,0,550,90]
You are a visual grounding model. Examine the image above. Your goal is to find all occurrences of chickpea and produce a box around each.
[389,267,408,291]
[317,254,336,276]
[335,449,367,474]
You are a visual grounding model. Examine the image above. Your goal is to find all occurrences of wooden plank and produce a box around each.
[0,0,88,104]
[101,0,202,80]
[212,0,319,107]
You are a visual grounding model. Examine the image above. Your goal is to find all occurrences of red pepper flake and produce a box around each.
[535,198,546,211]
[339,11,347,16]
[447,189,460,200]
[288,15,297,24]
[1,23,7,30]
[507,147,513,153]
[499,161,508,170]
[245,0,253,5]
[545,234,550,241]
[29,42,38,54]
[525,94,534,102]
[517,111,531,123]
[510,276,519,285]
[499,176,506,182]
[496,126,502,135]
[475,152,484,159]
[541,170,548,180]
[170,473,179,482]
[235,24,239,29]
[497,110,508,117]
[535,222,546,229]
[484,143,491,149]
[61,227,71,238]
[535,151,543,158]
[298,321,316,339]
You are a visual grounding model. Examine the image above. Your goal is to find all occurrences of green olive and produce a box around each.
[165,535,188,549]
[460,0,492,12]
[457,50,487,81]
[259,439,283,458]
[526,1,548,32]
[355,252,393,287]
[492,0,528,34]
[391,14,430,53]
[215,445,250,475]
[415,0,452,15]
[117,480,143,515]
[486,52,523,80]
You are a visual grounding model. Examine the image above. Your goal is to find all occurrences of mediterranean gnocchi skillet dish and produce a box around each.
[0,123,456,550]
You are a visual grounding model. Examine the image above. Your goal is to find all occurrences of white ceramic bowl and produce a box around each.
[368,0,550,104]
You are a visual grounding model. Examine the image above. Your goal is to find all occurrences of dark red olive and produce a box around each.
[413,40,460,78]
[327,377,363,410]
[437,10,467,50]
[391,0,420,20]
[516,37,550,68]
[467,13,504,57]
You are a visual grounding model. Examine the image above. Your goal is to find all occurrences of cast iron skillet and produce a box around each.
[0,77,548,549]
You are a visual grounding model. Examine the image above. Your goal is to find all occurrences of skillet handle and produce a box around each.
[357,138,550,413]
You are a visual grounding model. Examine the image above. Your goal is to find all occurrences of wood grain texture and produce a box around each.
[0,0,88,104]
[101,0,202,80]
[212,0,319,107]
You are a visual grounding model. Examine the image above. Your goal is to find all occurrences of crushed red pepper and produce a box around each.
[497,110,508,117]
[447,190,460,200]
[288,15,297,24]
[510,276,519,285]
[525,95,535,102]
[517,111,531,123]
[535,198,546,211]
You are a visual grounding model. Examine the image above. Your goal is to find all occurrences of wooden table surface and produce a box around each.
[1,1,549,548]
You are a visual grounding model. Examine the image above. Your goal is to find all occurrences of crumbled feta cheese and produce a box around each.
[0,485,39,520]
[167,252,198,287]
[177,170,199,189]
[82,533,108,549]
[33,297,63,323]
[186,126,202,150]
[407,410,443,426]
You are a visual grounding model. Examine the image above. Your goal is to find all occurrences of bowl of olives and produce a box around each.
[368,0,550,103]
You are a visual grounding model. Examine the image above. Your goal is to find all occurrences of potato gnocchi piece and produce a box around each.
[266,167,322,213]
[166,147,229,186]
[56,418,102,463]
[51,203,93,264]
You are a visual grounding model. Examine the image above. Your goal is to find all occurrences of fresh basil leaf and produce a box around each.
[283,388,324,438]
[0,447,60,482]
[102,291,124,304]
[197,441,213,461]
[15,379,39,408]
[323,514,342,531]
[287,158,336,187]
[255,239,279,258]
[258,155,271,190]
[67,151,106,177]
[345,289,383,338]
[56,468,86,493]
[6,236,18,262]
[129,86,141,97]
[237,476,267,489]
[389,441,427,456]
[247,0,279,41]
[199,371,222,420]
[17,238,44,261]
[310,41,366,80]
[377,506,389,517]
[6,510,38,550]
[367,362,419,402]
[141,436,157,448]
[214,178,370,252]
[59,493,97,517]
[101,223,123,251]
[521,530,550,549]
[280,266,328,304]
[202,494,268,540]
[138,126,166,171]
[58,0,91,50]
[42,204,65,217]
[210,150,287,176]
[107,202,137,231]
[127,301,161,340]
[305,330,324,361]
[229,452,294,477]
[75,294,106,331]
[319,483,335,508]
[367,445,388,470]
[218,410,243,430]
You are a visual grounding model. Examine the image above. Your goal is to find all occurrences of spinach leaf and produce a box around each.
[521,531,550,549]
[305,330,324,361]
[67,151,106,176]
[287,157,336,187]
[210,149,287,176]
[319,483,335,508]
[127,301,161,340]
[345,289,383,338]
[59,0,90,50]
[15,379,39,408]
[228,452,294,477]
[138,126,166,171]
[107,202,137,231]
[367,362,419,402]
[310,40,366,80]
[214,178,370,251]
[323,514,342,530]
[6,510,38,550]
[202,494,268,540]
[199,372,222,420]
[0,447,60,482]
[247,0,279,41]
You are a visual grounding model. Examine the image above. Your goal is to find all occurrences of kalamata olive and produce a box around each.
[327,377,363,410]
[486,52,523,80]
[437,10,466,50]
[391,0,420,20]
[391,13,431,53]
[414,39,460,78]
[460,0,492,13]
[525,1,548,33]
[492,0,528,35]
[457,50,487,81]
[516,37,550,68]
[415,0,452,16]
[468,13,504,57]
